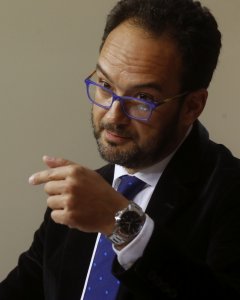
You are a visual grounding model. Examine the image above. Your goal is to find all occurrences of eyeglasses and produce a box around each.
[84,71,188,122]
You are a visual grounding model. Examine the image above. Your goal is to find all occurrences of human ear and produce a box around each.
[182,89,208,125]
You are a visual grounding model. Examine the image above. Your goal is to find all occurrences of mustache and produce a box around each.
[100,122,133,138]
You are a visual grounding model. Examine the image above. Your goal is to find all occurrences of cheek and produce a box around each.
[152,102,182,125]
[92,106,105,123]
[133,122,159,144]
[138,111,174,141]
[141,127,161,143]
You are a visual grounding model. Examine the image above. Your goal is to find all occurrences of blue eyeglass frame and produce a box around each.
[84,71,189,122]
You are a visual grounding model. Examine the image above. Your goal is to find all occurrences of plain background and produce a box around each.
[0,0,239,280]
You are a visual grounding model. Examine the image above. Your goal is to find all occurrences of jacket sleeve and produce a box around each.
[112,184,240,300]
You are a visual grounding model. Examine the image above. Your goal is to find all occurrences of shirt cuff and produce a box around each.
[113,214,154,270]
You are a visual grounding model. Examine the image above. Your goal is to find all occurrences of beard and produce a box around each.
[91,108,182,170]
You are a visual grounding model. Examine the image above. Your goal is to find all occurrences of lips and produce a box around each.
[104,130,131,144]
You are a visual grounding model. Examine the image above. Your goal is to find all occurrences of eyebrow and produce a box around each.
[96,63,163,93]
[96,63,113,83]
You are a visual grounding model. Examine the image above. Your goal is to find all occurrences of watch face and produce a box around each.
[119,211,142,235]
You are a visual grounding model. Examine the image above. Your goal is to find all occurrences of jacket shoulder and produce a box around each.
[96,164,115,184]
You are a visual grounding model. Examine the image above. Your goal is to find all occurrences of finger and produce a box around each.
[51,209,67,225]
[43,155,75,169]
[29,166,67,185]
[44,180,68,195]
[47,195,65,210]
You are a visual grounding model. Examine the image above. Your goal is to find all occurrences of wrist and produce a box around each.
[107,201,146,246]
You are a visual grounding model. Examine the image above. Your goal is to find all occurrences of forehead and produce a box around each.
[98,21,182,92]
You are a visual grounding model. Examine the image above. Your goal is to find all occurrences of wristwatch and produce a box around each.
[107,201,146,246]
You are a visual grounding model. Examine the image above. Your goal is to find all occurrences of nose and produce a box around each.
[104,97,129,124]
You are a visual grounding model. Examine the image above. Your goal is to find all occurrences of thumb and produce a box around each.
[42,155,75,168]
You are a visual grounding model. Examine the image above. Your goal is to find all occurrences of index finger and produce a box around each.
[29,166,68,185]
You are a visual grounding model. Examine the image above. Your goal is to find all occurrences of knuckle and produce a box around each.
[64,194,74,207]
[66,211,77,226]
[68,165,78,177]
[68,164,84,177]
[44,182,51,193]
[48,170,57,181]
[47,196,55,209]
[64,181,76,194]
[46,196,51,206]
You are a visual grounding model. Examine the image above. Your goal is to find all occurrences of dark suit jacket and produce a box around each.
[1,121,240,299]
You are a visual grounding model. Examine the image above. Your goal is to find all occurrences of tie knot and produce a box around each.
[117,175,146,200]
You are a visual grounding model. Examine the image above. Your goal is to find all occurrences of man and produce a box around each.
[1,0,240,299]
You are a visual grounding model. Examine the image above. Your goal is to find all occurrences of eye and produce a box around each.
[136,92,155,102]
[136,103,151,112]
[98,79,112,90]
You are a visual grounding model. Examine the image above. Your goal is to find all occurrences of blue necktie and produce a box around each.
[83,175,146,300]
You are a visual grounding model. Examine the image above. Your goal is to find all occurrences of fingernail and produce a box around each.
[43,155,55,161]
[28,175,35,185]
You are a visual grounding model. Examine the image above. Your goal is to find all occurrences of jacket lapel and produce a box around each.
[146,120,210,227]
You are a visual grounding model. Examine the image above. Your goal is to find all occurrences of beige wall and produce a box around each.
[0,0,239,280]
[200,0,240,153]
